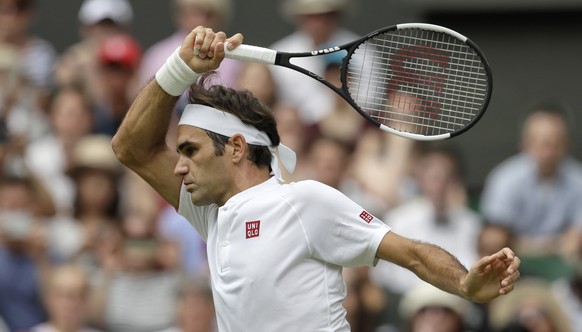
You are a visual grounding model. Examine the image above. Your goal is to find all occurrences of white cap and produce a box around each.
[78,0,134,26]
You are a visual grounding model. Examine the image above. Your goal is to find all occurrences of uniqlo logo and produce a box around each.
[359,210,373,223]
[246,220,260,239]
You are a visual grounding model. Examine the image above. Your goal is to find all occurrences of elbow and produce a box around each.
[111,133,133,166]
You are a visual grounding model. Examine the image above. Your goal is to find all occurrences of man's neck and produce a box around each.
[218,168,271,206]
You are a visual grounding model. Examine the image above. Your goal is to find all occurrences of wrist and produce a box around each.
[155,47,201,96]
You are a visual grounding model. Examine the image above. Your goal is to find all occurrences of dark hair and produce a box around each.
[188,72,279,171]
[46,83,93,116]
[418,142,466,182]
[72,171,120,220]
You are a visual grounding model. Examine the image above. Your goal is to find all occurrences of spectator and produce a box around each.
[0,120,11,174]
[25,84,94,213]
[489,278,571,332]
[0,43,50,146]
[0,317,7,332]
[264,0,359,125]
[398,283,472,332]
[293,134,351,189]
[54,0,134,106]
[370,145,482,296]
[237,61,277,109]
[316,51,368,147]
[344,130,418,217]
[44,135,124,269]
[477,223,514,259]
[138,0,237,90]
[92,33,142,135]
[89,209,180,332]
[0,176,49,331]
[157,204,209,277]
[31,264,102,332]
[342,266,387,332]
[479,103,582,259]
[160,276,217,332]
[551,262,582,332]
[0,0,57,93]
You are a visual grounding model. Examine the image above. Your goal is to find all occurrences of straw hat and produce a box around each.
[67,135,122,177]
[399,283,470,320]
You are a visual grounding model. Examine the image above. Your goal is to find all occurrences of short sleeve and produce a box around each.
[294,181,391,267]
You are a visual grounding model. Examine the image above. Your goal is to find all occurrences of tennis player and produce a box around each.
[112,26,520,332]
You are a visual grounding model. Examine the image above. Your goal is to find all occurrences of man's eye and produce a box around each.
[184,147,196,156]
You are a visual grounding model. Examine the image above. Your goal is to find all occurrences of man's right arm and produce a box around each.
[112,79,182,208]
[112,27,243,209]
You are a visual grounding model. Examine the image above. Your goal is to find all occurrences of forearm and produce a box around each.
[112,79,178,165]
[405,241,469,299]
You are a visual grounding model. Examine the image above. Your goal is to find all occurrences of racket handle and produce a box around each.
[224,43,277,65]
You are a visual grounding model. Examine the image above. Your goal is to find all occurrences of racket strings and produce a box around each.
[345,28,489,137]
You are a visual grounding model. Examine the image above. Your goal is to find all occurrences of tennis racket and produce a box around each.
[225,23,492,141]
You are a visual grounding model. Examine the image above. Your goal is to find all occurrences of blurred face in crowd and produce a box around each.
[307,137,349,189]
[44,266,90,329]
[50,88,93,144]
[177,285,216,332]
[0,0,32,41]
[477,224,512,258]
[516,302,559,332]
[522,112,569,178]
[76,168,117,213]
[100,63,136,103]
[417,151,457,209]
[175,0,222,32]
[295,11,341,46]
[410,306,464,332]
[0,179,33,211]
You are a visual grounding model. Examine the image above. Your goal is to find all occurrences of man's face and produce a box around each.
[177,3,220,32]
[175,125,234,206]
[522,113,568,178]
[296,11,340,46]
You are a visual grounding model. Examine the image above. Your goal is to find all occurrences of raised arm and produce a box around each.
[111,27,243,208]
[376,231,520,303]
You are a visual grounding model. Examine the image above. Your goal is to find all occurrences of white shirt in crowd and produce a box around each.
[370,197,481,295]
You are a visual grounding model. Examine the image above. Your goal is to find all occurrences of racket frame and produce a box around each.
[226,23,493,141]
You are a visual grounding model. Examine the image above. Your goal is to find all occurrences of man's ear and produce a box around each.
[229,134,247,164]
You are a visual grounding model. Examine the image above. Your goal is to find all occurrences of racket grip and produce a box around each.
[224,43,277,65]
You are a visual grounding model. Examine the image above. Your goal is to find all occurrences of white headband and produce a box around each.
[178,104,296,181]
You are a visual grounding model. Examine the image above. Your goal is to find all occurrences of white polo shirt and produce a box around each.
[178,177,391,332]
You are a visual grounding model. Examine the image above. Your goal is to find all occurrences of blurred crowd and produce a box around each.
[1,0,582,331]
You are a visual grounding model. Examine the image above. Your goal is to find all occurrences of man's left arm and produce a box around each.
[376,231,520,303]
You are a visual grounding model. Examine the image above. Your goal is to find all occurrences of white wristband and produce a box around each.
[155,47,201,96]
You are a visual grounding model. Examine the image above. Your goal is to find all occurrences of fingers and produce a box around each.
[500,269,520,295]
[471,254,495,273]
[191,27,241,57]
[178,26,238,73]
[226,33,244,50]
[180,28,198,59]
